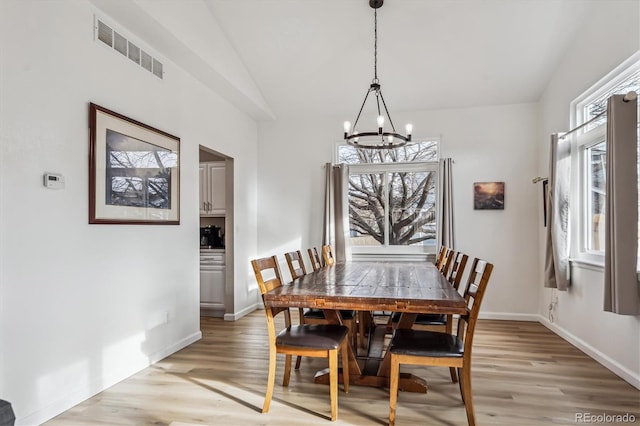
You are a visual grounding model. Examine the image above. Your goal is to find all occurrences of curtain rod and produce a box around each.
[559,91,637,140]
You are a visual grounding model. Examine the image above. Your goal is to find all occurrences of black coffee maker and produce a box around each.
[200,225,223,247]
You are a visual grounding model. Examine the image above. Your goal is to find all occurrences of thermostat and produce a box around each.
[43,172,65,189]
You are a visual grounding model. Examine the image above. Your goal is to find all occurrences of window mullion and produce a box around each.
[384,172,389,246]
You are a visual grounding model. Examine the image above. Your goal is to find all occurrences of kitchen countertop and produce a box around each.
[200,246,225,251]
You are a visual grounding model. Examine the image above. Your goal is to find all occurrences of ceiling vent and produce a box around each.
[95,17,164,80]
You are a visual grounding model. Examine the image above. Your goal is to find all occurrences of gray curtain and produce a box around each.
[322,162,332,251]
[439,158,454,249]
[544,134,571,291]
[604,94,639,315]
[322,163,351,262]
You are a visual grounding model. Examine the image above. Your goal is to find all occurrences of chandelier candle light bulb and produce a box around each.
[343,121,352,138]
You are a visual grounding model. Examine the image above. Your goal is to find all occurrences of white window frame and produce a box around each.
[569,51,640,267]
[335,139,440,260]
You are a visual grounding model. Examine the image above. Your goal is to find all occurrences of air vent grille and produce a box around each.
[128,41,140,64]
[97,20,112,46]
[114,31,127,56]
[94,16,164,79]
[141,50,152,72]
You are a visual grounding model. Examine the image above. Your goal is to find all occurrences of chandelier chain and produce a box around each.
[374,8,378,82]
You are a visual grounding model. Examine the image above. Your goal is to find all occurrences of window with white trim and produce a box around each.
[571,54,640,265]
[337,140,439,257]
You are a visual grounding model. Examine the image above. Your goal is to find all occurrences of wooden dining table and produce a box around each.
[262,261,467,393]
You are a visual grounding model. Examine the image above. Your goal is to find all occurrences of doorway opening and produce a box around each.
[198,145,234,319]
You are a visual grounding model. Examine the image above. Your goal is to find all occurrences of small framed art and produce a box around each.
[473,182,505,210]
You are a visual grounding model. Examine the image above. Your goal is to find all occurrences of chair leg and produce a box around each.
[461,365,475,426]
[344,319,356,350]
[295,309,304,370]
[341,341,349,393]
[358,311,366,349]
[283,354,292,386]
[329,349,338,421]
[457,367,465,403]
[389,354,400,426]
[449,367,458,383]
[263,348,277,413]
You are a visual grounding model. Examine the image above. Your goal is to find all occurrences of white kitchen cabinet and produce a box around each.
[200,248,225,317]
[199,161,226,216]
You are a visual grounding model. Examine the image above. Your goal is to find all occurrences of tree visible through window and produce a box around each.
[338,141,438,250]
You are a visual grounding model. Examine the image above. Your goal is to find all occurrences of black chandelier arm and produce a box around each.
[377,90,398,132]
[352,88,374,130]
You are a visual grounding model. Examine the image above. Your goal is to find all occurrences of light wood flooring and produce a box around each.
[46,312,639,425]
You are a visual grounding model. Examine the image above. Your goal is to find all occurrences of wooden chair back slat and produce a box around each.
[322,245,335,266]
[285,250,307,280]
[439,249,456,276]
[308,247,323,271]
[435,246,448,269]
[447,252,469,290]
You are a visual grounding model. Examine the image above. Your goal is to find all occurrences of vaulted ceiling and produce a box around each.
[204,0,592,120]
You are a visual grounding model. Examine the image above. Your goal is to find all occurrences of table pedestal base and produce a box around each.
[313,368,427,393]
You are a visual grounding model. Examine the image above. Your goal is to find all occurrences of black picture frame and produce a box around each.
[89,103,180,224]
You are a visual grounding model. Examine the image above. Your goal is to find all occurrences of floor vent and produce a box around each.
[95,17,164,80]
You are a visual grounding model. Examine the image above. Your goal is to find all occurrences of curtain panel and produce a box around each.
[322,163,351,263]
[603,94,639,315]
[438,158,455,249]
[544,133,571,291]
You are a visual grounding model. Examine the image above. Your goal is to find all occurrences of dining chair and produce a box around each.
[284,250,309,369]
[434,245,448,269]
[438,248,456,276]
[388,251,470,382]
[251,255,350,421]
[308,247,323,271]
[388,258,494,426]
[321,244,335,266]
[289,250,357,349]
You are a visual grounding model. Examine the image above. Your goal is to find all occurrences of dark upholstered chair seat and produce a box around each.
[389,329,463,358]
[276,324,349,349]
[391,312,447,325]
[304,308,356,321]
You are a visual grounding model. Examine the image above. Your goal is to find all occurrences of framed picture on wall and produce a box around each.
[89,103,180,224]
[473,182,505,210]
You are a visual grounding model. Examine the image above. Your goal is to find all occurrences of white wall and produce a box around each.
[258,102,540,317]
[0,1,259,424]
[536,1,640,387]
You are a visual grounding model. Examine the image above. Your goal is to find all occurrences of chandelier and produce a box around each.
[343,0,413,149]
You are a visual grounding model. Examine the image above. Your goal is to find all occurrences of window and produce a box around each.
[337,140,439,257]
[571,54,640,265]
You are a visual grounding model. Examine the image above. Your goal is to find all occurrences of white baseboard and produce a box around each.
[147,331,202,364]
[537,315,640,390]
[223,303,259,321]
[479,311,541,322]
[17,331,202,426]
